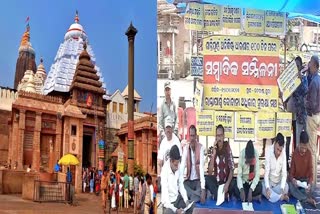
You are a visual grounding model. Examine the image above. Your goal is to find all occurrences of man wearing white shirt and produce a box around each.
[262,133,289,202]
[161,145,194,214]
[180,125,206,203]
[158,117,182,191]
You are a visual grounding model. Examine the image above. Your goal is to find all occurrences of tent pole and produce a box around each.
[284,35,287,69]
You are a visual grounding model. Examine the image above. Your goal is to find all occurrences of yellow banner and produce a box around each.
[276,112,292,137]
[235,112,255,139]
[265,11,286,36]
[196,111,215,136]
[222,6,241,29]
[277,60,301,101]
[257,112,276,138]
[117,151,124,172]
[194,81,203,111]
[184,2,204,31]
[203,84,278,112]
[214,111,234,139]
[243,9,265,34]
[203,35,280,56]
[203,4,222,32]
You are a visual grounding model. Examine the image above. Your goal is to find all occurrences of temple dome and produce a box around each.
[64,11,87,41]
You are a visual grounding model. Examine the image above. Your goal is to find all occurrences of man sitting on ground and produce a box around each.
[206,124,235,202]
[180,125,206,204]
[235,140,262,203]
[161,145,194,214]
[289,131,316,207]
[262,133,289,202]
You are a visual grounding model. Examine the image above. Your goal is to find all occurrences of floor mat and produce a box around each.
[195,197,297,214]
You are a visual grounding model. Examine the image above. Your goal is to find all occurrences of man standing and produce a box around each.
[262,133,289,203]
[161,145,194,214]
[138,173,154,214]
[158,81,178,143]
[180,125,206,203]
[306,55,320,186]
[206,125,235,201]
[289,131,316,207]
[129,174,134,206]
[134,174,140,214]
[235,140,262,202]
[123,172,130,209]
[101,170,109,210]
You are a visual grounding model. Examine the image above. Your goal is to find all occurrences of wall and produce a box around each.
[0,88,17,112]
[0,170,25,194]
[22,172,39,200]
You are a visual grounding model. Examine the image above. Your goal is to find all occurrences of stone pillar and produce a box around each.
[32,112,41,172]
[125,22,137,175]
[142,130,147,172]
[11,112,19,167]
[17,110,26,170]
[75,121,83,193]
[55,116,62,165]
[48,136,54,173]
[8,119,13,164]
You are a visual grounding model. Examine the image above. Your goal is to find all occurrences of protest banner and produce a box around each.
[203,35,280,56]
[196,110,215,136]
[222,6,241,29]
[203,84,278,112]
[194,80,203,111]
[276,112,292,137]
[264,11,286,36]
[191,56,203,76]
[242,9,265,34]
[277,60,301,101]
[235,112,255,139]
[256,112,276,138]
[203,4,222,32]
[203,35,280,112]
[214,111,234,139]
[184,2,204,31]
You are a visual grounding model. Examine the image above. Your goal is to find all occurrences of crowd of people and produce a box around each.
[157,55,320,213]
[99,170,158,213]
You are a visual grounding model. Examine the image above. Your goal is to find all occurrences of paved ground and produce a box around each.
[0,193,134,214]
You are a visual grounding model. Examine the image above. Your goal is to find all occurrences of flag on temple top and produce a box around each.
[25,16,30,23]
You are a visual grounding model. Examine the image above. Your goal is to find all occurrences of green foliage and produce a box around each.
[134,162,145,177]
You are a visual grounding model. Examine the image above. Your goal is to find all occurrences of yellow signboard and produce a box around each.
[256,112,276,139]
[203,84,279,112]
[203,4,222,32]
[243,9,265,34]
[184,2,204,31]
[203,35,280,57]
[277,60,301,101]
[196,111,215,136]
[214,111,234,139]
[117,151,124,172]
[194,81,203,111]
[276,112,292,137]
[222,6,241,29]
[265,11,286,36]
[235,112,255,139]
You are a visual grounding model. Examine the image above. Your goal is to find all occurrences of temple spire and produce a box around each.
[75,10,79,23]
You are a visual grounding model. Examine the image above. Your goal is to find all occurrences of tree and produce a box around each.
[134,162,145,177]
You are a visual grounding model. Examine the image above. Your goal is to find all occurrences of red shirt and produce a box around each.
[289,148,313,184]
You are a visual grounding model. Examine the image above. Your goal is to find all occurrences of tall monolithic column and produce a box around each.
[125,22,137,175]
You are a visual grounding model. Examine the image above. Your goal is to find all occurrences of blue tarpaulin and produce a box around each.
[288,13,320,24]
[169,0,320,16]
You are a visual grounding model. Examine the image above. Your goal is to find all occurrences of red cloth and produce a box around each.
[248,158,256,181]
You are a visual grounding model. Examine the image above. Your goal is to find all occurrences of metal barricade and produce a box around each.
[33,180,71,203]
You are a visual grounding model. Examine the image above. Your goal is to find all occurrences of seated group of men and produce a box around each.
[159,123,317,214]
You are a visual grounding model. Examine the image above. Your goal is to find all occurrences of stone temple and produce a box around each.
[1,12,110,193]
